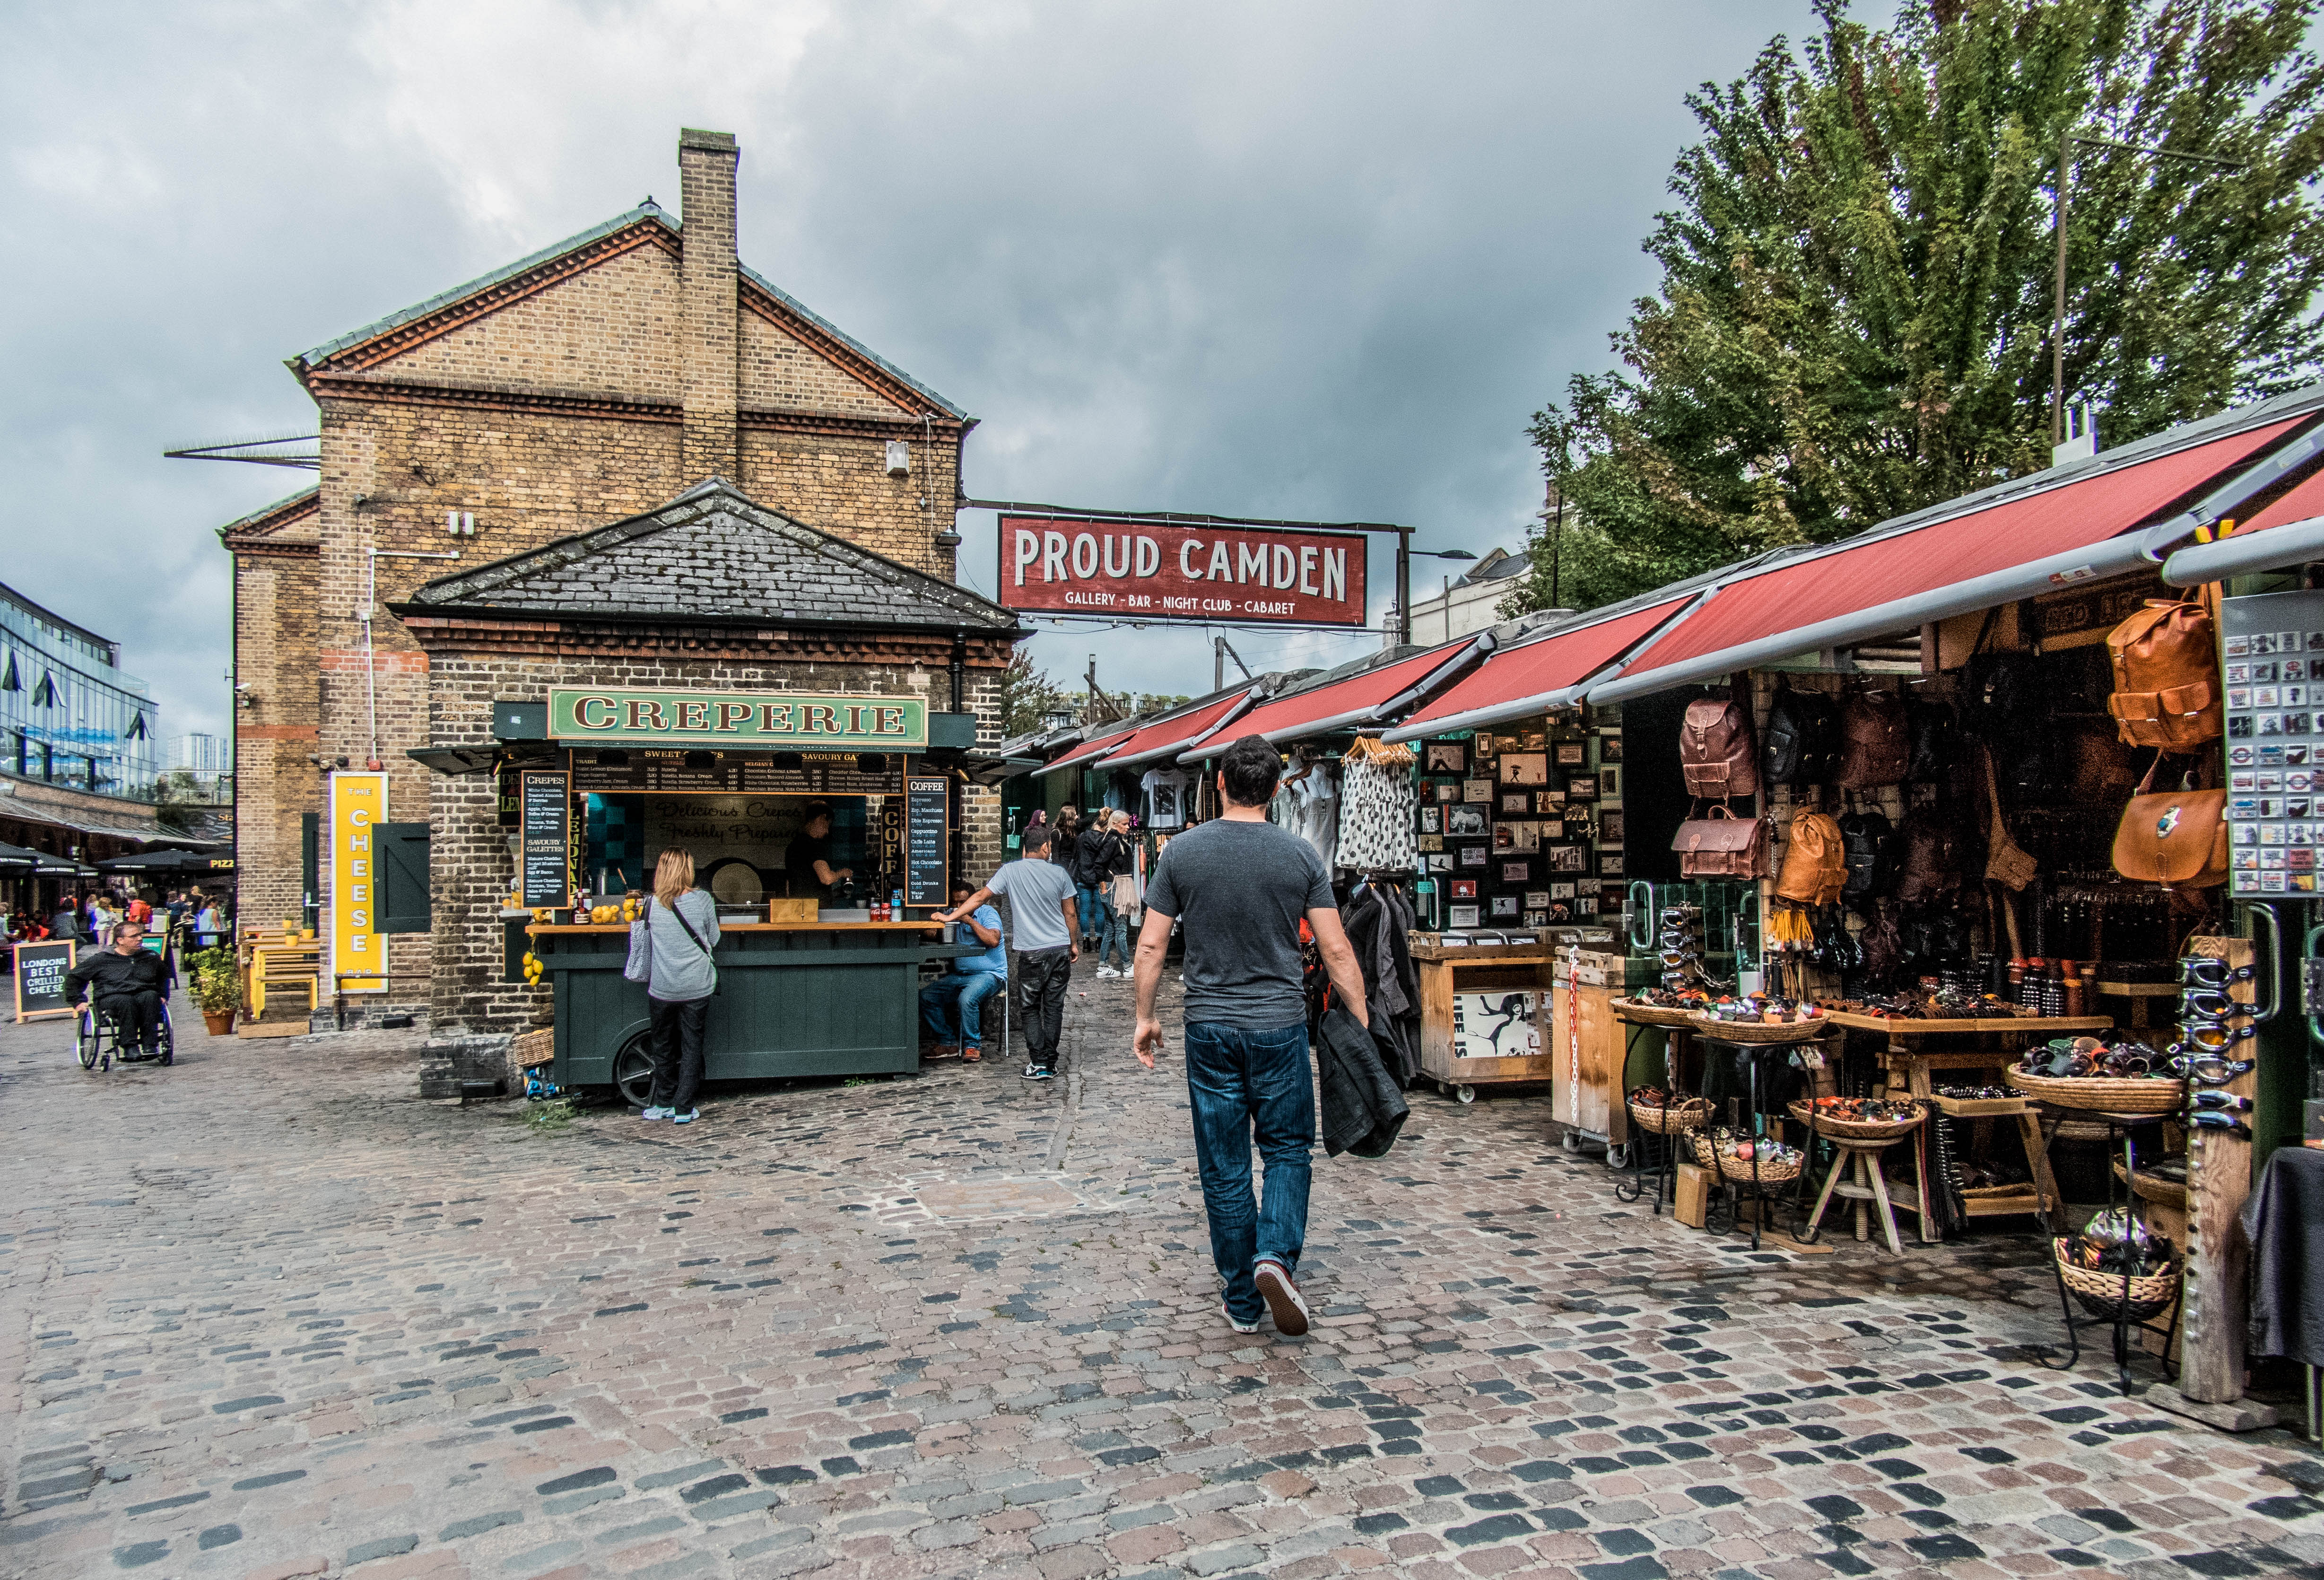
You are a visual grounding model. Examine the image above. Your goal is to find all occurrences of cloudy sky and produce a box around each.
[0,0,1871,747]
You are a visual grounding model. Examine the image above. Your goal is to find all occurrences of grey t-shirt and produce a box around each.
[1144,818,1333,1029]
[989,857,1077,952]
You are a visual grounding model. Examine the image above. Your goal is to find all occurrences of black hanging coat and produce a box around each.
[1316,1004,1411,1159]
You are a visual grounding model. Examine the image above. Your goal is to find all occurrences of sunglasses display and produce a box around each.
[2186,1091,2251,1113]
[2185,1113,2254,1137]
[2179,957,2257,988]
[2173,1021,2260,1053]
[2184,1057,2257,1086]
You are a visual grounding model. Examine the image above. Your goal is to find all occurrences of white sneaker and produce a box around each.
[1254,1259,1311,1336]
[1221,1300,1259,1335]
[640,1106,672,1120]
[1096,965,1120,978]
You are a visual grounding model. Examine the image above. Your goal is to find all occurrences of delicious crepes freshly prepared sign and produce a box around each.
[996,515,1369,627]
[547,688,928,748]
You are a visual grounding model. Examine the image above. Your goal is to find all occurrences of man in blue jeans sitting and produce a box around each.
[1132,734,1367,1336]
[920,882,1005,1062]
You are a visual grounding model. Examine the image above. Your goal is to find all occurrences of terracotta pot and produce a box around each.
[202,1009,235,1036]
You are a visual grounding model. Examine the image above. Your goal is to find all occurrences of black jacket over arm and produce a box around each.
[67,946,166,1004]
[1317,1005,1411,1159]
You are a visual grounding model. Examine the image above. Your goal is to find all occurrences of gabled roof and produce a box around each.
[217,486,321,544]
[396,478,1019,632]
[288,203,968,420]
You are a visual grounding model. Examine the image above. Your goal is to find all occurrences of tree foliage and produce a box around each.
[998,649,1070,738]
[1507,0,2324,615]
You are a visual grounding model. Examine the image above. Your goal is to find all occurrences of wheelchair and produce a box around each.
[74,996,174,1072]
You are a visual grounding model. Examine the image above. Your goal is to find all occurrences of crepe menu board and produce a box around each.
[2221,588,2324,897]
[905,777,949,908]
[520,770,572,907]
[570,750,905,796]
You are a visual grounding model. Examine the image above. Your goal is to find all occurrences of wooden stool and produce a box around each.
[1805,1135,1907,1255]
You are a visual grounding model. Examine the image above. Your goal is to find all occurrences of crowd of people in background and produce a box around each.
[8,887,227,947]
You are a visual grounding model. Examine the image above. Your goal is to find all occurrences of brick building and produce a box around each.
[223,128,1020,1042]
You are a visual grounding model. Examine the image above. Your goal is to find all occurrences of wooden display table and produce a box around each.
[1413,934,1558,1107]
[1818,1009,2112,1242]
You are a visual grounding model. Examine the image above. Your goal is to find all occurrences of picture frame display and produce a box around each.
[1459,845,1489,868]
[1534,790,1565,814]
[1418,833,1444,852]
[1547,845,1586,873]
[1434,781,1460,803]
[1424,742,1467,774]
[1597,766,1620,798]
[1556,741,1587,767]
[1500,791,1530,815]
[1446,804,1488,837]
[1599,733,1622,763]
[1598,810,1625,846]
[1524,890,1550,908]
[1464,779,1494,803]
[1599,851,1626,876]
[1499,752,1549,786]
[1490,895,1520,919]
[1420,806,1442,834]
[1500,860,1531,884]
[1448,903,1481,928]
[1567,775,1597,800]
[1450,878,1478,899]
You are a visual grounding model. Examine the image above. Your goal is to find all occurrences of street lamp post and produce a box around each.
[1398,547,1478,646]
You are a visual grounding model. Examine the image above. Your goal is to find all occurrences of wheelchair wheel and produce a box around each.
[75,1012,97,1071]
[157,1006,174,1067]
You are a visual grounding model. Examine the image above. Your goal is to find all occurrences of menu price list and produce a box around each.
[905,777,948,907]
[2221,590,2324,896]
[570,752,903,795]
[521,772,571,907]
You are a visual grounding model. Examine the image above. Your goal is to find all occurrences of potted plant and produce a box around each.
[189,946,243,1036]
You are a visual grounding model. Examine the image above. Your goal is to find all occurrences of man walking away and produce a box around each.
[940,823,1079,1081]
[68,921,168,1057]
[921,881,1005,1062]
[1133,735,1367,1337]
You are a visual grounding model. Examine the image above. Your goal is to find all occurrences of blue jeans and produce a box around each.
[1098,898,1131,968]
[920,969,1003,1048]
[1075,883,1103,941]
[1184,1021,1314,1325]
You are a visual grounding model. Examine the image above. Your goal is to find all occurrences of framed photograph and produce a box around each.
[1420,805,1443,834]
[1599,733,1623,763]
[1435,780,1461,803]
[1448,903,1481,929]
[1598,766,1621,799]
[1523,889,1550,908]
[1598,810,1625,846]
[1464,779,1494,803]
[1549,882,1575,901]
[1459,844,1489,869]
[1534,790,1565,814]
[1490,895,1521,919]
[1500,860,1531,884]
[1418,833,1444,853]
[1567,775,1597,801]
[1450,878,1478,899]
[1519,729,1547,751]
[1556,741,1587,767]
[1577,895,1598,916]
[1599,851,1626,877]
[1523,909,1549,928]
[1493,822,1516,852]
[1499,752,1549,786]
[1506,820,1540,853]
[1547,845,1586,873]
[1447,804,1488,837]
[1429,852,1454,873]
[1501,791,1530,815]
[1424,742,1467,774]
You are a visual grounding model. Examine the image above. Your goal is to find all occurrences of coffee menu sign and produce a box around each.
[548,688,928,748]
[996,516,1369,627]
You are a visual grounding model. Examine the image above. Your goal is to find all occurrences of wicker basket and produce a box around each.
[2054,1238,2180,1321]
[1629,1095,1713,1135]
[1611,997,1699,1028]
[1692,1133,1806,1185]
[2004,1068,2183,1114]
[1687,1013,1824,1045]
[1787,1100,1924,1142]
[2113,1160,2189,1212]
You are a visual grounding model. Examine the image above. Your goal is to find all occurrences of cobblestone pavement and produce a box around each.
[4,971,2323,1580]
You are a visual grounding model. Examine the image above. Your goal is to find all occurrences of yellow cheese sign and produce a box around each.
[331,771,389,995]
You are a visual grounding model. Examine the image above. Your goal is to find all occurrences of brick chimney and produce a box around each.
[679,128,740,480]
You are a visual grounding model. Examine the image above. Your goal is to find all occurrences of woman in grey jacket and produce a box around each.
[635,847,721,1123]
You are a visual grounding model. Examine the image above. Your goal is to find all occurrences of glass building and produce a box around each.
[0,581,161,800]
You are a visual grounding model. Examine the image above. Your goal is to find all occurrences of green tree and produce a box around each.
[1508,0,2324,615]
[998,649,1070,737]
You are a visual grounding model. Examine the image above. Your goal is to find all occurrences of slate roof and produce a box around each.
[399,479,1020,632]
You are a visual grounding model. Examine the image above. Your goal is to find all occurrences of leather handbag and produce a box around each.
[1672,805,1769,879]
[1906,697,1957,783]
[1836,688,1909,787]
[1838,809,1894,902]
[1980,746,2038,892]
[2106,592,2223,749]
[2113,755,2228,891]
[1893,814,1964,907]
[1679,696,1758,800]
[1775,808,1849,905]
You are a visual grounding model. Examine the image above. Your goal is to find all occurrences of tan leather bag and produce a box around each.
[2112,756,2228,891]
[1679,696,1758,800]
[2106,592,2222,749]
[1981,746,2037,891]
[1775,808,1848,905]
[1671,805,1769,880]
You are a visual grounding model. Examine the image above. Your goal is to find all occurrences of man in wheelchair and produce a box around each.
[69,920,170,1061]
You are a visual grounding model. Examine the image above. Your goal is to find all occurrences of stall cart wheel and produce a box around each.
[611,1036,655,1109]
[1456,1084,1476,1105]
[1562,1130,1581,1151]
[1607,1144,1629,1169]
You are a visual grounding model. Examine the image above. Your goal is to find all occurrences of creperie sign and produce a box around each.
[998,515,1369,627]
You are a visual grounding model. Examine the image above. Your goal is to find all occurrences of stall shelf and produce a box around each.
[1413,933,1557,1104]
[532,920,977,1100]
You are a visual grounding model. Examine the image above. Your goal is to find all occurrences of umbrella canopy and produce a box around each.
[0,841,89,876]
[96,847,217,874]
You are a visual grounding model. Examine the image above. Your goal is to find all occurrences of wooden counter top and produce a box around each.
[1819,1009,2112,1036]
[530,921,944,934]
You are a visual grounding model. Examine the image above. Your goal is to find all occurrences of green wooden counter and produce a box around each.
[532,922,977,1104]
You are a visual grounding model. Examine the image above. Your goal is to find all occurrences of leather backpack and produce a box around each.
[1679,696,1758,800]
[1838,809,1894,902]
[2106,593,2222,750]
[1775,807,1848,905]
[1893,814,1964,907]
[1836,689,1909,788]
[1906,697,1957,783]
[1762,678,1810,785]
[1672,805,1769,880]
[2113,755,2228,891]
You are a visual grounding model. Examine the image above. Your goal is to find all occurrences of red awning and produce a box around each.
[1183,644,1478,759]
[1092,689,1254,769]
[1592,417,2306,702]
[2234,465,2324,534]
[1381,596,1697,741]
[1034,725,1141,778]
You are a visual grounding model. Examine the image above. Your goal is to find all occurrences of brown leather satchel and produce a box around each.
[1775,807,1848,905]
[2106,592,2222,750]
[1671,805,1769,879]
[1835,688,1908,787]
[1892,813,1964,906]
[1679,696,1758,800]
[2112,755,2228,891]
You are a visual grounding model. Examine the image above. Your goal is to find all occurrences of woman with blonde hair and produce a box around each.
[629,846,721,1123]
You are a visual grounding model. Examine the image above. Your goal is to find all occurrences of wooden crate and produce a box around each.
[1416,949,1556,1099]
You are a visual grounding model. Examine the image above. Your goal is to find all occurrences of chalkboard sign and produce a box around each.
[521,771,572,907]
[905,776,949,908]
[14,940,76,1023]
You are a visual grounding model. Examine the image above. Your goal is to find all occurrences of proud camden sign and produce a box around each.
[998,515,1370,628]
